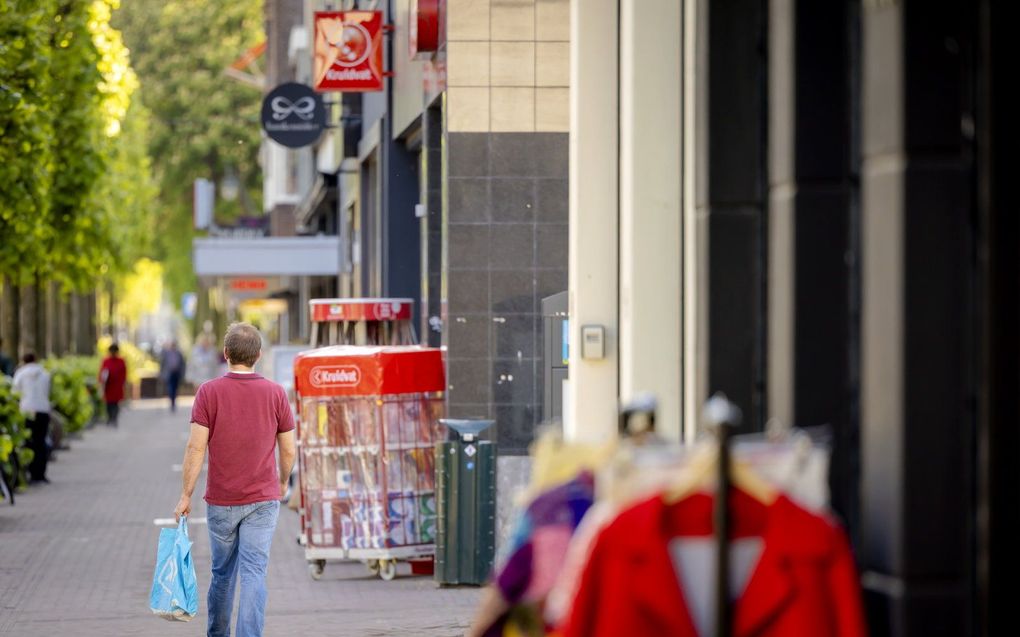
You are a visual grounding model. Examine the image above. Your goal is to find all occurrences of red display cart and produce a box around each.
[293,345,446,580]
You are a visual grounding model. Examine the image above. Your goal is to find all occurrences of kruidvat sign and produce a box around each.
[313,11,384,92]
[309,365,362,388]
[260,82,325,148]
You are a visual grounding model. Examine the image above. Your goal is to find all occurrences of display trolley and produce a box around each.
[293,345,447,580]
[308,298,416,347]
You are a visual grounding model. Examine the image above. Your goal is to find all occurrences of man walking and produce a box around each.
[11,353,52,483]
[160,340,186,412]
[173,323,296,637]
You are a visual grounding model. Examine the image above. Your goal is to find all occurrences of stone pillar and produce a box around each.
[566,0,619,442]
[618,0,683,440]
[859,1,976,632]
[767,0,857,536]
[690,0,768,433]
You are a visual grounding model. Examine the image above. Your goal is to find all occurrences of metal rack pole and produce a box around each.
[704,393,740,637]
[714,419,732,637]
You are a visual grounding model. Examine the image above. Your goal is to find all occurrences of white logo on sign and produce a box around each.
[270,96,317,121]
[330,23,373,68]
[374,303,393,319]
[310,365,361,387]
[464,444,477,458]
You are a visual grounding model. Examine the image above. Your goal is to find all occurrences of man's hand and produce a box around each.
[280,481,289,498]
[174,494,191,522]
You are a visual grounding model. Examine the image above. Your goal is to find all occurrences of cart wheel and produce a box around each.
[309,560,325,580]
[366,559,381,575]
[379,559,397,581]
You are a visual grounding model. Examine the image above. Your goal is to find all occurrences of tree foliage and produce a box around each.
[113,0,264,304]
[0,0,56,282]
[0,0,155,290]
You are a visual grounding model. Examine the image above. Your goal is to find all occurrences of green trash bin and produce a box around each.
[435,419,497,586]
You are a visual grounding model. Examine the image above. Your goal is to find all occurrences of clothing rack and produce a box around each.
[703,393,742,637]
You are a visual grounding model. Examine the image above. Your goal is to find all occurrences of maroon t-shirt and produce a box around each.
[190,372,295,506]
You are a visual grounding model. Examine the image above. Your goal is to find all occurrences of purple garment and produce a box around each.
[494,472,596,604]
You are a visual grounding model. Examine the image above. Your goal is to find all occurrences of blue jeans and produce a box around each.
[206,500,280,637]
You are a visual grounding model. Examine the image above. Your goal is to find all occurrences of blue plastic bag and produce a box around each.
[149,516,199,621]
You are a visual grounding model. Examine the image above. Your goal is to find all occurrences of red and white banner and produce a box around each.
[309,298,413,322]
[313,11,384,92]
[294,346,446,397]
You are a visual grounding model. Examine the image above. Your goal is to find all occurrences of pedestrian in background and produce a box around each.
[159,340,185,413]
[174,322,296,637]
[11,353,52,483]
[186,333,219,386]
[99,343,127,427]
[0,338,14,377]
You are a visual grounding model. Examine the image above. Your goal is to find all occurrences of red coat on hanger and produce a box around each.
[562,490,867,637]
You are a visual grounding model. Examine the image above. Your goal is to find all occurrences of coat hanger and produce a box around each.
[662,396,777,506]
[661,445,778,505]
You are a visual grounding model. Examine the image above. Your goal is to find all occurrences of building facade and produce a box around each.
[569,0,1011,635]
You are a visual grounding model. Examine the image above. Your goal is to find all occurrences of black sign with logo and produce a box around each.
[260,83,326,148]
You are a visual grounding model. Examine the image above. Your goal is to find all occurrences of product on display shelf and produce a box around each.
[294,346,447,557]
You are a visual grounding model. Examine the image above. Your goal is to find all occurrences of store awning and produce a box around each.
[192,236,340,276]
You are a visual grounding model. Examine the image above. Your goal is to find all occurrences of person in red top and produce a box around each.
[98,343,127,427]
[173,322,297,637]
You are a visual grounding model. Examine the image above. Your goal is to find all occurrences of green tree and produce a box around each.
[113,0,264,304]
[0,0,55,284]
[2,0,155,355]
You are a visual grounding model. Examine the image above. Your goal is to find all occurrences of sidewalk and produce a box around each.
[0,399,480,636]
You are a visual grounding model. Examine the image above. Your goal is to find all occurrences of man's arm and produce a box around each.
[277,429,296,497]
[174,423,209,521]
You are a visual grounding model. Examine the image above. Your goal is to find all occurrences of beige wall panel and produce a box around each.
[536,87,569,131]
[491,87,536,131]
[491,41,536,86]
[536,0,570,41]
[447,41,491,86]
[448,0,491,41]
[491,0,536,40]
[448,87,491,132]
[536,42,570,87]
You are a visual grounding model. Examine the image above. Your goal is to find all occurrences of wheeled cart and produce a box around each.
[293,345,446,580]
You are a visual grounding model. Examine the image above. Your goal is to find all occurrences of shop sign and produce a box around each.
[260,82,325,148]
[310,365,362,388]
[314,11,385,92]
[229,278,268,291]
[409,0,439,59]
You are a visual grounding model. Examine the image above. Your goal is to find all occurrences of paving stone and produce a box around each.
[0,399,481,636]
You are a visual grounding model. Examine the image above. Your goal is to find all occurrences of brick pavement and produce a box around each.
[0,399,480,636]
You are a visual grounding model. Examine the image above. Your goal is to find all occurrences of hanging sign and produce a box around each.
[314,11,385,92]
[409,0,439,59]
[260,82,325,148]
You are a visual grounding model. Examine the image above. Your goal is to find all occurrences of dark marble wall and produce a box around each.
[444,132,569,453]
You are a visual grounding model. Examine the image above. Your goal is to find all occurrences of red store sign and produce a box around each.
[409,0,439,59]
[313,11,384,92]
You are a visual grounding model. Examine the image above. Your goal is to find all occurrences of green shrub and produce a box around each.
[0,376,33,487]
[44,357,99,433]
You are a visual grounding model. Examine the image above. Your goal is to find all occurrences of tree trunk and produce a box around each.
[46,282,58,357]
[35,277,48,358]
[70,292,81,355]
[1,275,19,360]
[86,290,97,355]
[53,285,67,354]
[19,281,38,356]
